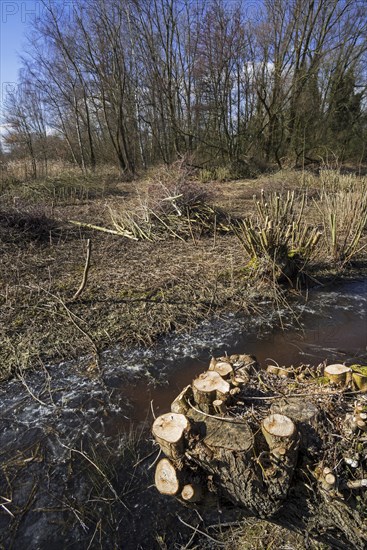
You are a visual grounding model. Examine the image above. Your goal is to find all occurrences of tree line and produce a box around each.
[3,0,367,178]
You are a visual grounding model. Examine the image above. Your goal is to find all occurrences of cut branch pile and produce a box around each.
[109,200,234,242]
[152,354,367,549]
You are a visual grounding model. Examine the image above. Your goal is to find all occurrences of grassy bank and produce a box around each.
[0,165,367,381]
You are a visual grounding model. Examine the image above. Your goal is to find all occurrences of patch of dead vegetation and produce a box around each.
[1,168,366,381]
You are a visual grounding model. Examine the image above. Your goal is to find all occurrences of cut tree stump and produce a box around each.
[181,483,203,503]
[324,364,352,385]
[270,398,319,454]
[213,399,227,415]
[152,412,190,460]
[211,361,233,379]
[261,414,297,457]
[192,371,230,414]
[353,372,367,392]
[152,353,367,549]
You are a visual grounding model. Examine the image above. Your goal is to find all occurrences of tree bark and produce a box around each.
[152,353,367,549]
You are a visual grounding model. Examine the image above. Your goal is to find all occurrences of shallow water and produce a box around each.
[123,278,367,421]
[0,278,366,547]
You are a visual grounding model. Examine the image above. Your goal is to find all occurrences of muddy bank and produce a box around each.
[0,278,366,548]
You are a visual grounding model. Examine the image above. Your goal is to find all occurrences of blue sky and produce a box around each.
[0,1,40,106]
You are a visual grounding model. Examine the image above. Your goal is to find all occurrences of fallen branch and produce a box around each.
[71,239,91,301]
[68,220,138,239]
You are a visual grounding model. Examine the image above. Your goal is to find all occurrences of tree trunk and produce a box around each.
[152,353,367,549]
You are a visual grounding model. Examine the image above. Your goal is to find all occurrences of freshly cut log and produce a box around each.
[354,402,367,431]
[346,479,367,489]
[192,371,230,413]
[261,414,297,458]
[266,365,292,378]
[278,368,292,378]
[152,413,190,460]
[171,385,193,415]
[155,458,181,496]
[324,364,351,385]
[266,365,280,375]
[229,387,241,397]
[231,375,247,387]
[181,483,203,503]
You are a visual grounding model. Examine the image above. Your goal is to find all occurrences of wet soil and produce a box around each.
[1,169,367,547]
[0,278,366,549]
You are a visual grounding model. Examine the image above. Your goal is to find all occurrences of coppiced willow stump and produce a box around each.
[353,372,367,392]
[152,353,367,549]
[324,363,352,385]
[191,370,230,414]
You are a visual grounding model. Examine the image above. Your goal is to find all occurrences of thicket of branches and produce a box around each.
[3,0,367,179]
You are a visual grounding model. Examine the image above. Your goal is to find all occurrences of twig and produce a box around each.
[0,497,14,518]
[213,213,217,248]
[240,389,365,401]
[86,520,101,550]
[147,448,162,470]
[133,448,159,468]
[57,440,128,509]
[69,219,137,239]
[16,369,49,407]
[150,399,156,420]
[233,360,257,372]
[207,521,243,530]
[72,239,91,301]
[346,479,367,489]
[186,207,197,246]
[187,399,248,424]
[177,515,226,546]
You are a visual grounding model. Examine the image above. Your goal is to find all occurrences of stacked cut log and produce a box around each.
[151,353,367,549]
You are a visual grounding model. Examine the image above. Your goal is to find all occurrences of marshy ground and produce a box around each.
[1,165,366,382]
[1,164,367,548]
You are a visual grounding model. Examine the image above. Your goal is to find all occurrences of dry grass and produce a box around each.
[0,166,366,381]
[1,161,121,205]
[0,165,366,549]
[201,518,327,550]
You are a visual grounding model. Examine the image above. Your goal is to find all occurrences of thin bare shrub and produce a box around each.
[234,190,321,280]
[315,172,367,267]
